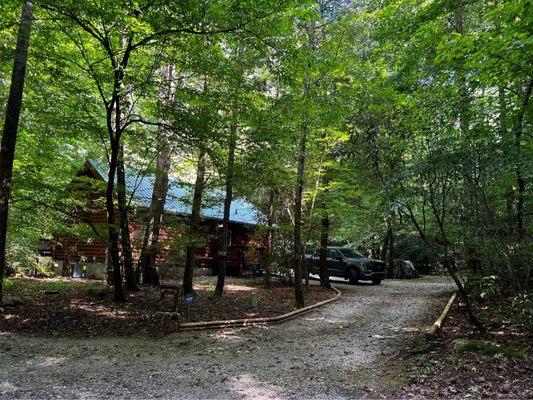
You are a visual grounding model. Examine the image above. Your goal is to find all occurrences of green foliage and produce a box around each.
[42,280,68,293]
[452,339,525,359]
[0,0,530,308]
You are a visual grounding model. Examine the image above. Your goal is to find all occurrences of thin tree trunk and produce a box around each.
[382,225,392,277]
[138,65,176,285]
[402,204,485,333]
[214,125,237,297]
[444,255,486,334]
[513,79,532,241]
[0,2,33,304]
[319,212,331,289]
[182,149,207,296]
[106,141,125,302]
[454,4,470,137]
[117,145,138,292]
[138,141,169,286]
[387,226,394,274]
[106,54,128,302]
[499,86,515,231]
[293,123,306,308]
[292,20,315,308]
[263,188,274,289]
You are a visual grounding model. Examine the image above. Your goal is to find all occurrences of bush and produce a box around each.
[5,244,57,277]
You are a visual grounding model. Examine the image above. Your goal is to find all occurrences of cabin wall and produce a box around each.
[53,211,256,278]
[52,162,258,278]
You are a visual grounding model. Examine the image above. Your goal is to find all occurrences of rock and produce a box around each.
[411,343,433,354]
[1,296,22,306]
[152,311,179,320]
[87,286,107,298]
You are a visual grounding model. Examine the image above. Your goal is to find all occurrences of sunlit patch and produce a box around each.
[0,381,18,392]
[29,356,67,367]
[210,328,245,341]
[68,301,132,319]
[228,373,283,399]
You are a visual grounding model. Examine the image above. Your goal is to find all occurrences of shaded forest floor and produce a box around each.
[0,277,335,337]
[391,295,533,399]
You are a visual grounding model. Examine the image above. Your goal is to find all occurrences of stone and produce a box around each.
[87,286,107,298]
[1,296,22,306]
[152,311,179,320]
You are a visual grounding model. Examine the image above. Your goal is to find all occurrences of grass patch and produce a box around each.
[2,278,14,290]
[43,281,69,293]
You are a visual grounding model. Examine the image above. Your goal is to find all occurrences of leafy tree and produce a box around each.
[0,2,33,304]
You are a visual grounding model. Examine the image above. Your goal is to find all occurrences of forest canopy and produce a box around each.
[0,0,531,313]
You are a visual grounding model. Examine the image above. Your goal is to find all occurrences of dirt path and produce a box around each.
[0,276,454,399]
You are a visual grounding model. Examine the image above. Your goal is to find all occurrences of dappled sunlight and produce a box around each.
[302,316,342,324]
[228,373,284,399]
[195,284,256,293]
[1,277,333,337]
[389,326,422,333]
[209,328,247,342]
[69,301,132,319]
[29,356,67,368]
[0,380,18,392]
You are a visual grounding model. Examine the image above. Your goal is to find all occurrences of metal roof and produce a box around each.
[87,160,260,226]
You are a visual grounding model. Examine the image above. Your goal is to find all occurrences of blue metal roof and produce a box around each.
[87,160,260,226]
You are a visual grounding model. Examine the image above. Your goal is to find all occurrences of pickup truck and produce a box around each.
[305,246,386,285]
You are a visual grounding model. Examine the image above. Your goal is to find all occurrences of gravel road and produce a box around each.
[0,276,454,399]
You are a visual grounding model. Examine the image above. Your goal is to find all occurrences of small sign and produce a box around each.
[184,293,195,305]
[251,292,258,309]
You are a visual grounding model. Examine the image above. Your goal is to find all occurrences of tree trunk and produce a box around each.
[454,4,470,137]
[382,225,392,277]
[138,137,170,286]
[182,149,207,296]
[292,20,315,308]
[0,2,33,304]
[138,65,176,285]
[106,141,125,302]
[444,256,486,334]
[214,125,237,297]
[105,56,130,301]
[499,86,515,232]
[293,123,306,308]
[513,79,532,241]
[117,145,138,292]
[263,188,274,289]
[387,226,394,275]
[319,212,331,289]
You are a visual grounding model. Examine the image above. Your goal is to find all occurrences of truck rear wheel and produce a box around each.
[348,270,359,285]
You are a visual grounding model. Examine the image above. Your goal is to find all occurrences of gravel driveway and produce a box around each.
[0,276,454,399]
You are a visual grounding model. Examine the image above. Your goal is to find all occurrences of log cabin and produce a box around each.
[51,160,263,279]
